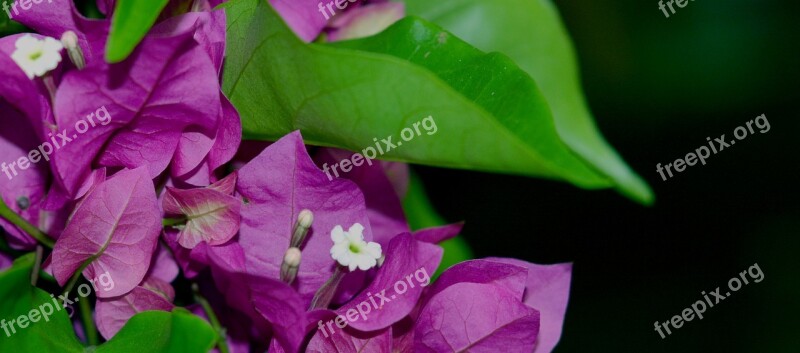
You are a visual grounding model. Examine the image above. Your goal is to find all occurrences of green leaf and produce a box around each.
[0,15,27,37]
[404,0,653,204]
[96,309,217,353]
[0,254,84,353]
[403,170,473,275]
[222,0,615,192]
[105,0,169,63]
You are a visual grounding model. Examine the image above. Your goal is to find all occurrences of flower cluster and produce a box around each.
[0,1,572,352]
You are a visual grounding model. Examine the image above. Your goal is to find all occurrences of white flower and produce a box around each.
[11,34,64,80]
[330,223,382,271]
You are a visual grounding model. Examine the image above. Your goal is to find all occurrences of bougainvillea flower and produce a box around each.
[486,258,573,353]
[394,259,571,353]
[52,167,161,298]
[13,0,240,197]
[234,131,374,304]
[408,260,539,352]
[163,173,242,249]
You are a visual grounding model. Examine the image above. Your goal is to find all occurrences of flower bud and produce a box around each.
[290,209,313,248]
[280,247,302,284]
[60,31,85,70]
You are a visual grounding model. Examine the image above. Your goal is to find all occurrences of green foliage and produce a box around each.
[96,309,217,353]
[404,0,653,204]
[0,255,216,353]
[222,0,647,200]
[105,0,169,63]
[0,254,83,352]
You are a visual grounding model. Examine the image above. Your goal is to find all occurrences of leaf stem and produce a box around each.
[79,297,99,346]
[0,197,54,248]
[30,245,43,286]
[61,255,97,298]
[192,284,230,353]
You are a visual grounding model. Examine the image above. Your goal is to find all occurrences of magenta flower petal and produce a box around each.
[380,161,409,199]
[269,0,328,42]
[487,258,573,353]
[236,131,373,303]
[13,0,108,64]
[145,243,180,283]
[162,184,242,249]
[0,253,11,271]
[414,282,540,353]
[307,325,393,353]
[0,102,49,249]
[326,2,405,42]
[163,228,210,279]
[52,167,161,298]
[335,233,442,331]
[207,242,305,353]
[413,222,464,244]
[424,259,528,302]
[171,130,215,178]
[315,148,409,247]
[152,10,227,73]
[250,275,308,353]
[0,34,52,136]
[95,278,175,339]
[52,30,221,197]
[208,171,237,195]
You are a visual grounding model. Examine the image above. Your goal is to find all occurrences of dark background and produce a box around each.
[415,0,800,351]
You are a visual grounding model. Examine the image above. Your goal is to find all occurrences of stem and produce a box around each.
[0,197,54,248]
[309,266,346,310]
[162,217,187,227]
[30,245,43,286]
[61,255,96,298]
[192,284,230,353]
[79,298,99,345]
[42,74,58,111]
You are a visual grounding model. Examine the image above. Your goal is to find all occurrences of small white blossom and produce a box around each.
[330,223,382,271]
[11,34,64,80]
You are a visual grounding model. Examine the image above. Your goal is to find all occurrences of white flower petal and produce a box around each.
[10,34,63,80]
[331,225,345,243]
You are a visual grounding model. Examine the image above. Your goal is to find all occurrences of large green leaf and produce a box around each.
[404,0,653,204]
[0,254,84,353]
[105,0,169,63]
[96,309,217,353]
[222,0,618,193]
